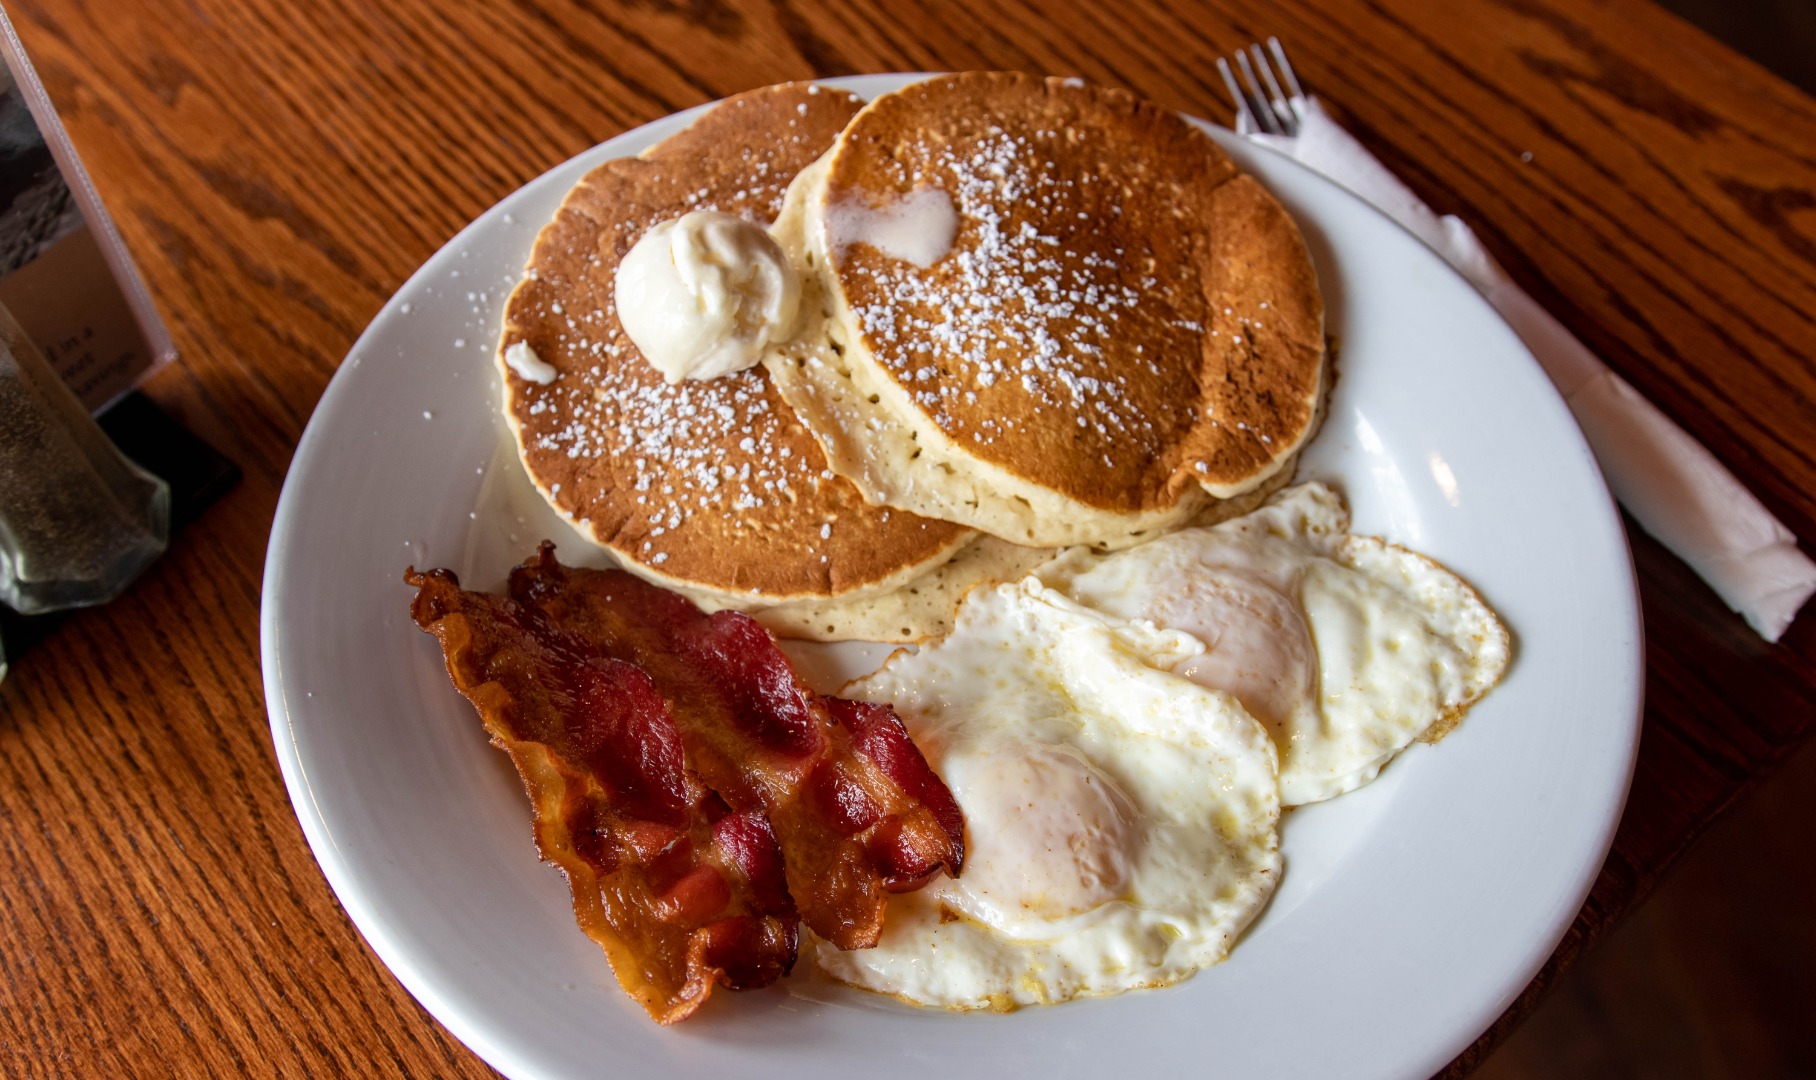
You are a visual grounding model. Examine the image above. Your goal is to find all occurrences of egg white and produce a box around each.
[1035,483,1511,806]
[815,580,1281,1009]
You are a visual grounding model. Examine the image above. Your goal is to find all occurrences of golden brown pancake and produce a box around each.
[737,461,1303,644]
[767,73,1325,549]
[741,532,1057,643]
[500,83,972,604]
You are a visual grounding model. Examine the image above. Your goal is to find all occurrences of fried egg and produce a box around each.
[1035,483,1511,806]
[814,580,1280,1009]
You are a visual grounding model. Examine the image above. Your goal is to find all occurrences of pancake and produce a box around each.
[740,533,1056,643]
[500,82,972,604]
[729,456,1301,645]
[764,73,1325,549]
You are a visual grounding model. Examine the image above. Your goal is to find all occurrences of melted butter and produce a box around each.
[823,187,959,269]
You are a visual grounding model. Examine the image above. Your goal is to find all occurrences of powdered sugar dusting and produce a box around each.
[509,147,955,586]
[509,159,833,566]
[834,127,1206,461]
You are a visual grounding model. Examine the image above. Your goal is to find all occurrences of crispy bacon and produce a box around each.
[824,697,968,890]
[508,544,965,949]
[406,567,797,1024]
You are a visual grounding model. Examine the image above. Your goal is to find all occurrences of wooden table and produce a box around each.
[3,0,1812,1075]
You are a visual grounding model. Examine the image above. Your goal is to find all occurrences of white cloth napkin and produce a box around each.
[1243,98,1816,642]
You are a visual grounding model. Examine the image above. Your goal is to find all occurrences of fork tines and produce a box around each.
[1218,36,1306,137]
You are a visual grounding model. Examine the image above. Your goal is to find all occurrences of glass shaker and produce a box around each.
[0,299,167,616]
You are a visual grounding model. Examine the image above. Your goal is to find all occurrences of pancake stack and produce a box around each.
[499,74,1327,640]
[767,73,1324,548]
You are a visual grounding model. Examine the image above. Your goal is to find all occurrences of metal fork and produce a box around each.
[1218,37,1308,136]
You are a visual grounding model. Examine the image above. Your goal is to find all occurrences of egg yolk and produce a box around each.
[1156,569,1318,736]
[937,744,1136,934]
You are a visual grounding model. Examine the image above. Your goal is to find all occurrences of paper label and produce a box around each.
[0,9,174,413]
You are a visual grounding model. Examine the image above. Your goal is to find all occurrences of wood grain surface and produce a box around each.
[1,0,1812,1076]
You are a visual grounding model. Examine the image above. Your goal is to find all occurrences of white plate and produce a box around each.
[262,75,1642,1080]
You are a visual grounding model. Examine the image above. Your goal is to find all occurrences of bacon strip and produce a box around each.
[508,544,965,949]
[406,567,797,1024]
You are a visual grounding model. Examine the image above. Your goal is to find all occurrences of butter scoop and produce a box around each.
[614,210,801,383]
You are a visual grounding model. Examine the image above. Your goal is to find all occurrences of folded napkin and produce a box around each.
[1243,98,1816,642]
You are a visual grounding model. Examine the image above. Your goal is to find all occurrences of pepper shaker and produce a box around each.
[0,301,167,615]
